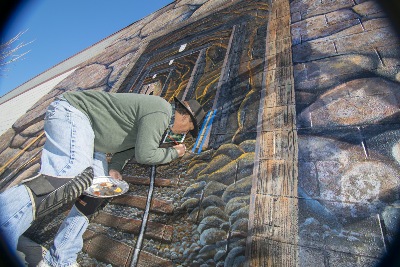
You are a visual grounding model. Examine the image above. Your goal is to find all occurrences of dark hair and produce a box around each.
[175,102,190,116]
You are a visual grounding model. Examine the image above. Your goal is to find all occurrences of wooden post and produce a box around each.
[246,0,299,265]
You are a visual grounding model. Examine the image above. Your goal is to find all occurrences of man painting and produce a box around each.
[0,91,205,267]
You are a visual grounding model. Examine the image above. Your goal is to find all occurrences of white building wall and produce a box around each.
[0,68,76,135]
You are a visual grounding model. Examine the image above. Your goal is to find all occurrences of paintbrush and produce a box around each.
[167,135,180,145]
[167,135,194,154]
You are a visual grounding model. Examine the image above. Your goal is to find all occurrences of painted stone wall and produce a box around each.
[0,0,399,266]
[292,0,400,265]
[0,0,268,266]
[111,2,268,265]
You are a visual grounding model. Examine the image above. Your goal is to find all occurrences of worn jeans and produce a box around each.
[0,97,108,267]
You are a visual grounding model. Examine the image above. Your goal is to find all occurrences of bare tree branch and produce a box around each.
[0,29,33,74]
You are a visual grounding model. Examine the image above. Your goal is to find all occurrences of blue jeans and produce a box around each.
[0,98,108,267]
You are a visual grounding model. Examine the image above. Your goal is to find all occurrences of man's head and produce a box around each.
[171,97,206,137]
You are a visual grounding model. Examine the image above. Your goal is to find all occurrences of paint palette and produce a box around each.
[84,177,129,198]
[162,129,186,144]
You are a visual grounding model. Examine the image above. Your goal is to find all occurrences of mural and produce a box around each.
[0,0,399,266]
[293,0,400,264]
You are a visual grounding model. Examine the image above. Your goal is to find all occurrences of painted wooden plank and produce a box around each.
[91,211,174,242]
[123,176,179,187]
[111,195,174,214]
[247,0,299,265]
[83,229,174,267]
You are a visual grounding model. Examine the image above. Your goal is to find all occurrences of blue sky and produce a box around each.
[0,0,172,97]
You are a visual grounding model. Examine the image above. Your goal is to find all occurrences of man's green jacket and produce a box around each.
[63,91,178,171]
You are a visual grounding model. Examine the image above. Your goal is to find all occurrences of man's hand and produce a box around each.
[173,143,186,157]
[109,169,123,180]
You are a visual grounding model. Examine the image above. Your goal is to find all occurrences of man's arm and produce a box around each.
[109,148,135,172]
[108,112,182,179]
[134,113,179,165]
[109,143,186,180]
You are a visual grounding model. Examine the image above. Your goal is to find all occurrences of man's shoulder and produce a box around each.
[139,94,170,109]
[116,93,166,101]
[119,94,171,115]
